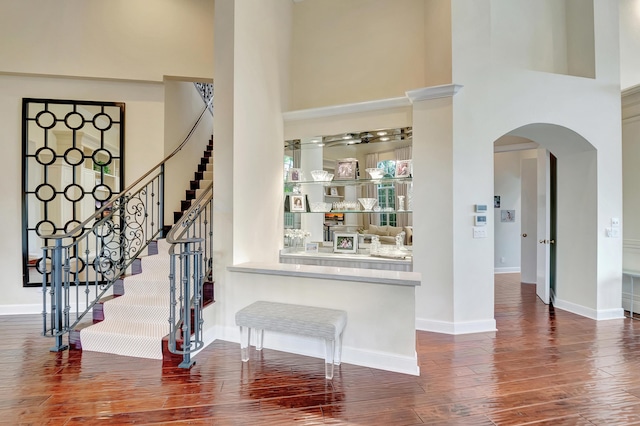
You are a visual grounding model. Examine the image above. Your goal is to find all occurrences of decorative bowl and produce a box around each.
[358,198,378,211]
[310,170,329,181]
[309,202,332,212]
[366,168,385,179]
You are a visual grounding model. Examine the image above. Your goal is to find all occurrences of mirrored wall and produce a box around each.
[22,98,124,287]
[284,127,413,250]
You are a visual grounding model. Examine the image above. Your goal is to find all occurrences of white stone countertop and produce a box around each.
[228,262,421,287]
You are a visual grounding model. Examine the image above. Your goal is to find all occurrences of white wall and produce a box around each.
[620,0,640,89]
[212,0,293,347]
[440,0,623,326]
[0,0,214,82]
[0,74,165,311]
[493,150,537,272]
[0,1,215,312]
[622,88,640,272]
[290,0,429,110]
[163,81,214,223]
[490,0,594,79]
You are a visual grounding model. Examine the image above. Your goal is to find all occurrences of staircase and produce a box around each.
[70,138,215,362]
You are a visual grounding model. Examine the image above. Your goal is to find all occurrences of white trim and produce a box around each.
[624,239,640,250]
[0,304,42,315]
[405,84,463,103]
[622,114,640,124]
[415,317,497,335]
[211,325,419,376]
[282,84,463,122]
[494,142,539,153]
[283,97,410,122]
[553,298,625,320]
[622,83,640,98]
[494,267,521,274]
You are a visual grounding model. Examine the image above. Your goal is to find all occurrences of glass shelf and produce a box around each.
[298,210,413,214]
[285,177,412,187]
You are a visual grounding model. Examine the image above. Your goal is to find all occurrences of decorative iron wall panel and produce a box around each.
[22,98,125,287]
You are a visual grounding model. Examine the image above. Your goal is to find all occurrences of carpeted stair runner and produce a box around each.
[79,239,174,359]
[80,141,213,360]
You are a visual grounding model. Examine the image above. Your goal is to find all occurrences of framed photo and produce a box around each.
[395,159,412,178]
[305,242,319,253]
[288,168,302,182]
[329,187,339,196]
[334,232,358,254]
[501,210,516,222]
[335,158,358,180]
[290,194,306,212]
[494,195,501,208]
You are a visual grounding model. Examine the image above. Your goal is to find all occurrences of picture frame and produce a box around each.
[329,187,339,196]
[290,194,306,212]
[333,232,358,254]
[494,195,501,208]
[501,210,516,222]
[288,168,302,182]
[335,158,358,180]
[305,242,319,253]
[395,159,412,178]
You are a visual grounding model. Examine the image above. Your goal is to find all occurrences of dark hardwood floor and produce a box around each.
[3,273,640,425]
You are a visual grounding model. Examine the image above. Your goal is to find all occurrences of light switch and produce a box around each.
[473,227,487,238]
[606,227,621,238]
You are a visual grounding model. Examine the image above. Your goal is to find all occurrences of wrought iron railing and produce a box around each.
[41,98,212,352]
[166,181,213,368]
[194,82,213,114]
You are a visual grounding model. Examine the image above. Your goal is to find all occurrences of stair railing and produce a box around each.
[166,181,213,368]
[41,98,213,352]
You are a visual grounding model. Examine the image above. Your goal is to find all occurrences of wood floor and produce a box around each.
[3,273,640,425]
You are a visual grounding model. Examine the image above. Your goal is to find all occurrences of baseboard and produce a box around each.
[415,317,497,335]
[0,302,87,316]
[553,298,625,320]
[203,325,419,376]
[0,304,43,315]
[494,267,521,274]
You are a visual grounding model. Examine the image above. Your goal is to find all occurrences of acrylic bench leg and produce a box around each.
[324,339,335,379]
[240,326,251,362]
[255,329,264,351]
[335,332,343,366]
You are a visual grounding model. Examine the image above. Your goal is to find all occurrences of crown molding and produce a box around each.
[283,97,410,122]
[283,84,463,122]
[405,84,463,103]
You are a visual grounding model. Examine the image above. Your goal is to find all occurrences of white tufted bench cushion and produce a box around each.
[235,301,347,379]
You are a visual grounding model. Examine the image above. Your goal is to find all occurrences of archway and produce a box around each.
[493,123,597,308]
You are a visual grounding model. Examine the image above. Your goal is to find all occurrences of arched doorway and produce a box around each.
[493,123,597,306]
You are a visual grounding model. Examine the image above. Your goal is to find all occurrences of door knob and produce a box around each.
[550,239,555,244]
[522,233,527,237]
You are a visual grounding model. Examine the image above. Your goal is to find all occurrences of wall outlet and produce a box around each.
[611,217,620,227]
[500,257,505,263]
[473,227,487,238]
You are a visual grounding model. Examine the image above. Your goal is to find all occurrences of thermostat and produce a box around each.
[475,204,487,213]
[475,215,487,226]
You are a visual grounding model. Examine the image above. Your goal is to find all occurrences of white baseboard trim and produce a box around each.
[201,325,419,376]
[494,267,521,274]
[553,298,625,320]
[415,317,497,335]
[0,304,45,315]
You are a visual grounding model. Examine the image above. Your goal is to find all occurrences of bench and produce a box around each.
[235,301,348,379]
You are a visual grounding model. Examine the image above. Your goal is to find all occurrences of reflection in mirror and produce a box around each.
[22,99,124,287]
[284,127,413,255]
